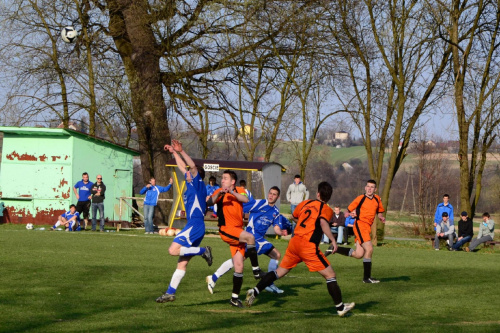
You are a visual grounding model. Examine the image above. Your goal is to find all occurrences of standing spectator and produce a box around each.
[465,212,495,252]
[140,177,173,234]
[73,172,93,230]
[322,206,346,245]
[434,194,454,227]
[286,175,309,214]
[434,212,455,251]
[206,176,220,217]
[451,211,474,251]
[90,175,106,232]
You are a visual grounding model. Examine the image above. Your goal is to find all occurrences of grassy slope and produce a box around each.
[1,224,500,333]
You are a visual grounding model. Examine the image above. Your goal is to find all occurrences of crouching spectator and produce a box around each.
[435,212,455,251]
[50,204,80,231]
[451,211,473,251]
[465,212,495,252]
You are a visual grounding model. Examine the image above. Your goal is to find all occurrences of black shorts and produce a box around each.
[76,201,91,219]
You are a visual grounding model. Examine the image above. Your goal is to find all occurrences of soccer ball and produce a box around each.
[61,26,78,43]
[175,229,182,235]
[166,228,176,237]
[26,223,34,230]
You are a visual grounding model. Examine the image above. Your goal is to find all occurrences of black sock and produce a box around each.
[247,245,260,269]
[363,259,372,280]
[326,278,344,311]
[336,247,352,256]
[255,271,278,293]
[233,272,243,296]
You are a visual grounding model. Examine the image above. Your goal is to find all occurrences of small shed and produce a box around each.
[0,127,140,225]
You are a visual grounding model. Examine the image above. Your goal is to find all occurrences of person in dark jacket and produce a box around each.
[451,211,473,251]
[90,175,106,232]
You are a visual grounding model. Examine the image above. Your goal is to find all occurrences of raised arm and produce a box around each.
[164,143,187,175]
[172,139,198,178]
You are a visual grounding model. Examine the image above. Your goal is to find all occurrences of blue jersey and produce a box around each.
[74,180,93,202]
[62,210,80,223]
[245,199,280,238]
[184,172,207,224]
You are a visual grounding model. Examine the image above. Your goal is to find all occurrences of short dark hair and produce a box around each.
[367,179,377,186]
[482,212,490,218]
[239,180,247,186]
[70,204,76,209]
[209,176,216,182]
[294,174,301,179]
[195,165,205,180]
[82,172,88,176]
[269,186,281,196]
[317,181,333,202]
[149,177,155,181]
[223,170,237,182]
[443,194,449,198]
[442,212,448,217]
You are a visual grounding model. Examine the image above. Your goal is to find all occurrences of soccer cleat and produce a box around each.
[201,246,213,266]
[229,298,243,308]
[49,227,55,231]
[325,244,334,257]
[362,277,380,284]
[465,247,470,252]
[156,293,175,303]
[245,288,256,307]
[434,248,439,251]
[265,284,284,294]
[253,268,266,280]
[337,302,355,317]
[206,275,216,294]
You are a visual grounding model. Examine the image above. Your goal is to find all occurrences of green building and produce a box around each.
[0,127,140,225]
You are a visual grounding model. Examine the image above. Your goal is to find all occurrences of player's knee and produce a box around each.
[168,246,179,256]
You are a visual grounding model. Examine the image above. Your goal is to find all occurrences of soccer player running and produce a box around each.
[156,140,213,303]
[328,179,385,284]
[206,187,287,295]
[207,170,264,308]
[245,182,355,317]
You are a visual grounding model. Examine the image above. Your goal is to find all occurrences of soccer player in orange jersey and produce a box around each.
[245,182,355,317]
[207,170,264,308]
[329,179,386,283]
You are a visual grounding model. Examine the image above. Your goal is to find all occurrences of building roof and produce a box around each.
[165,158,286,172]
[0,126,140,156]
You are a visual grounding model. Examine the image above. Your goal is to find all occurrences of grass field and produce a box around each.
[1,224,500,333]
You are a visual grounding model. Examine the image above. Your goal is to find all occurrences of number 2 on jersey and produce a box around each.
[299,209,312,228]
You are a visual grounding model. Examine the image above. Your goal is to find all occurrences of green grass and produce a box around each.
[1,224,500,333]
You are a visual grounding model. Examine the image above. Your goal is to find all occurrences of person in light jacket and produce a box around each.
[140,177,172,234]
[286,175,309,214]
[435,212,455,251]
[466,212,495,252]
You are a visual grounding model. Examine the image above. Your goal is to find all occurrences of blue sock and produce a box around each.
[166,286,176,294]
[212,273,219,283]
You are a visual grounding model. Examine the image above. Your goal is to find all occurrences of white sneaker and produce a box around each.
[245,288,256,307]
[206,275,216,294]
[265,284,284,294]
[337,302,355,317]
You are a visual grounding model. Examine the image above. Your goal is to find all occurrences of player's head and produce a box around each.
[294,175,301,184]
[442,212,448,221]
[195,165,205,180]
[209,176,216,185]
[317,181,333,202]
[82,172,89,181]
[334,206,341,214]
[149,177,156,186]
[268,186,280,204]
[482,212,490,221]
[221,170,237,188]
[461,211,468,221]
[443,194,449,204]
[239,180,247,188]
[96,175,102,182]
[365,179,377,196]
[69,204,76,213]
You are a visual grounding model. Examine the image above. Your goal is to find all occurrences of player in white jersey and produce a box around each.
[156,140,213,303]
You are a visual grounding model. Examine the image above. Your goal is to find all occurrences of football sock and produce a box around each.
[255,271,278,293]
[326,278,344,311]
[179,247,206,256]
[363,258,372,280]
[336,247,353,256]
[53,221,61,228]
[246,245,260,268]
[166,269,186,294]
[268,259,278,272]
[233,272,243,296]
[212,259,234,283]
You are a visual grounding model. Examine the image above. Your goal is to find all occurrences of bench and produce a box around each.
[424,234,467,249]
[485,241,500,248]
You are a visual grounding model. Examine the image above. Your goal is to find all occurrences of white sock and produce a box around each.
[214,259,234,280]
[53,221,61,228]
[268,259,278,272]
[168,269,186,292]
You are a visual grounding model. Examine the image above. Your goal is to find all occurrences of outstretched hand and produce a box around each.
[171,139,183,153]
[164,144,175,153]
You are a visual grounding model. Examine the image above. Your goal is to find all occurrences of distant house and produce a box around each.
[0,127,140,225]
[335,131,349,141]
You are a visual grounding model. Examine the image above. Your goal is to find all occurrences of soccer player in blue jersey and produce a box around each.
[156,139,213,303]
[73,172,93,230]
[50,204,81,231]
[206,187,287,294]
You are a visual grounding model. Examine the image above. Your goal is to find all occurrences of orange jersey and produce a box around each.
[292,200,334,245]
[213,186,247,228]
[348,194,385,226]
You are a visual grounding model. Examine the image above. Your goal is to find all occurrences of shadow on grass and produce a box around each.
[379,275,411,282]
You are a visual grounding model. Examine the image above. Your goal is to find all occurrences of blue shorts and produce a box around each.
[253,236,275,256]
[173,222,205,247]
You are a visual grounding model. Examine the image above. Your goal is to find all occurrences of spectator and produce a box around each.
[140,177,173,234]
[50,204,80,231]
[451,211,473,251]
[344,214,355,244]
[73,172,93,230]
[435,212,455,251]
[286,175,309,215]
[434,194,454,227]
[322,206,346,245]
[90,175,106,232]
[465,212,495,252]
[206,176,220,217]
